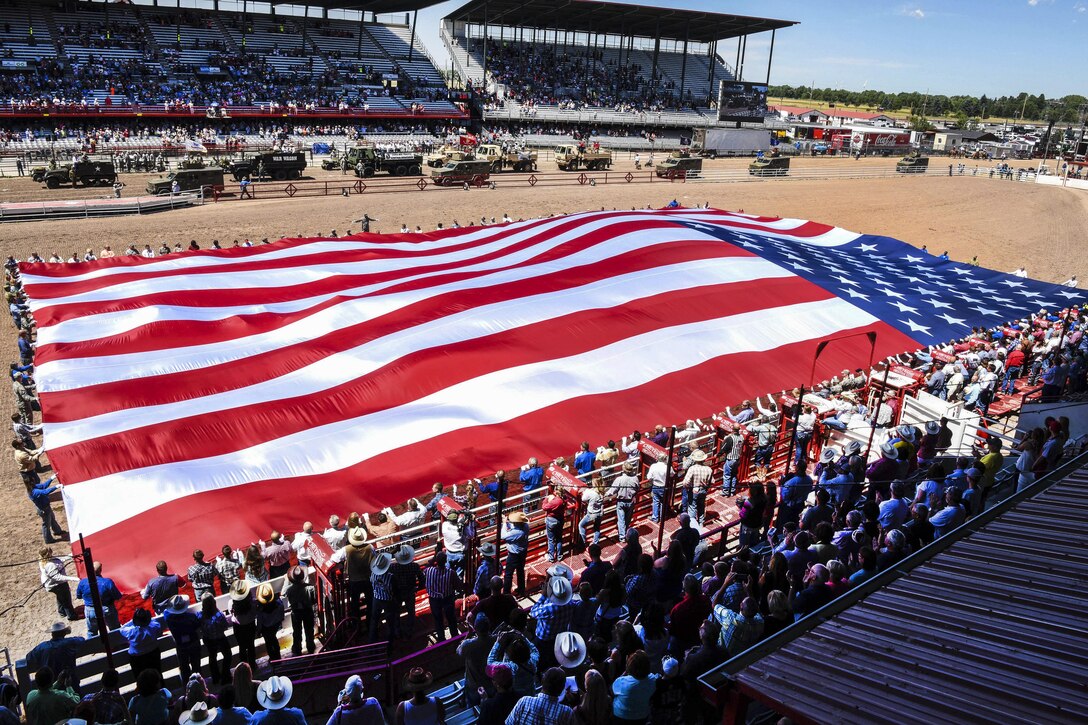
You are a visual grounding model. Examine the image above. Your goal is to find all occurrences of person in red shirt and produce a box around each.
[1001,345,1026,396]
[668,574,711,657]
[541,484,574,562]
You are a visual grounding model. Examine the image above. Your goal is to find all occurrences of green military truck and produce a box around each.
[895,152,930,174]
[555,144,612,171]
[431,159,492,186]
[348,147,424,177]
[146,167,226,195]
[655,154,703,177]
[748,156,790,177]
[40,160,118,188]
[228,151,307,181]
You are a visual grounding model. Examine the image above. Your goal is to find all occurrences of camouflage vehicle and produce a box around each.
[320,149,344,171]
[42,160,118,188]
[227,151,307,181]
[146,167,226,195]
[431,159,492,186]
[31,162,66,183]
[895,152,930,174]
[426,144,474,168]
[655,153,703,177]
[177,154,208,170]
[349,147,424,177]
[554,144,612,171]
[475,144,537,172]
[747,156,790,177]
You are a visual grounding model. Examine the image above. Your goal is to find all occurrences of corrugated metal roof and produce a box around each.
[729,462,1088,725]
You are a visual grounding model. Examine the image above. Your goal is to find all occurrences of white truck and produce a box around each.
[692,128,773,157]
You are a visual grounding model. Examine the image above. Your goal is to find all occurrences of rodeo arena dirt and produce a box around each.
[2,2,1088,725]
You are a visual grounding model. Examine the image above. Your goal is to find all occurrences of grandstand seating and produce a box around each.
[0,3,56,60]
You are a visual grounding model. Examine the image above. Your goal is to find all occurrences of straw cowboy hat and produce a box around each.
[347,527,368,546]
[925,421,941,435]
[545,576,574,605]
[372,552,393,576]
[690,449,708,463]
[256,676,294,710]
[622,460,637,472]
[880,442,900,460]
[179,702,218,725]
[229,580,251,601]
[554,631,586,669]
[166,595,190,615]
[401,667,433,692]
[394,545,415,565]
[507,511,528,524]
[844,440,863,456]
[256,583,276,605]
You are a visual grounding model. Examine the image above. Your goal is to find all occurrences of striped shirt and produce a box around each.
[372,570,394,601]
[720,432,743,461]
[424,564,462,599]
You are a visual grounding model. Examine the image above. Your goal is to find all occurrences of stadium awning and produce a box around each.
[19,209,1084,589]
[443,0,798,43]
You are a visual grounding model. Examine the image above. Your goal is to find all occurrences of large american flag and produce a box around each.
[19,208,1084,588]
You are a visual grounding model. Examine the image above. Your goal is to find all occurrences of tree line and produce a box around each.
[768,85,1087,124]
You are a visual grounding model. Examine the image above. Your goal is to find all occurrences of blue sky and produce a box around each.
[412,0,1088,97]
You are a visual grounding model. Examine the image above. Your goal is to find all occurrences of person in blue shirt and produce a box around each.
[119,608,163,680]
[424,482,447,521]
[74,561,122,636]
[476,471,507,526]
[25,622,85,693]
[27,477,64,544]
[473,543,499,598]
[162,595,203,681]
[501,512,529,595]
[776,467,812,527]
[574,442,596,480]
[17,330,33,366]
[518,457,544,511]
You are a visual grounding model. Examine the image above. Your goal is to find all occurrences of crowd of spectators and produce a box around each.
[5,213,1088,724]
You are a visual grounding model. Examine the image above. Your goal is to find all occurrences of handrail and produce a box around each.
[697,446,1088,699]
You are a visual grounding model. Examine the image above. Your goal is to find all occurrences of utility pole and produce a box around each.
[78,534,115,669]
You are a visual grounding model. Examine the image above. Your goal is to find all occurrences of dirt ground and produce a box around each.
[0,161,1085,658]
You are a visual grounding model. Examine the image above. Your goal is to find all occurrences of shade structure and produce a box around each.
[19,208,1084,588]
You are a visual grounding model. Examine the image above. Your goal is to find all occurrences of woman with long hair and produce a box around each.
[573,669,611,725]
[608,621,644,683]
[231,663,257,712]
[652,541,686,607]
[243,545,267,584]
[633,602,669,671]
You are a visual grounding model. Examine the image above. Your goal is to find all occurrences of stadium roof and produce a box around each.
[701,454,1088,725]
[443,0,797,44]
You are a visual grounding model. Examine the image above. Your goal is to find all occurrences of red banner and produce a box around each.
[930,350,956,364]
[638,438,667,458]
[303,534,336,576]
[547,464,583,490]
[890,364,925,382]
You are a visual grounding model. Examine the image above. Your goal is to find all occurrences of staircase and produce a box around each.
[213,14,241,54]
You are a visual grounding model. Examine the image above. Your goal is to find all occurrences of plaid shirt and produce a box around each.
[390,562,424,600]
[188,561,216,595]
[681,463,713,493]
[506,693,573,725]
[215,555,241,588]
[528,598,576,640]
[424,564,463,599]
[712,605,764,656]
[82,689,128,725]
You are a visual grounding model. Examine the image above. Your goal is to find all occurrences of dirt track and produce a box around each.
[0,165,1085,657]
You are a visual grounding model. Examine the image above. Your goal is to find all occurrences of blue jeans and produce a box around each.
[680,486,691,517]
[446,550,465,577]
[369,598,398,641]
[545,516,562,560]
[794,433,811,466]
[503,551,526,593]
[429,596,458,640]
[687,491,707,525]
[755,444,774,467]
[1002,366,1021,395]
[578,514,601,545]
[651,487,666,521]
[722,459,739,495]
[616,501,634,540]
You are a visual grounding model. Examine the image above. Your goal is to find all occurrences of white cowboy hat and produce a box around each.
[256,676,294,710]
[546,576,574,605]
[896,424,917,442]
[925,421,941,435]
[554,631,586,669]
[394,545,415,565]
[347,527,368,547]
[547,563,574,582]
[166,595,190,614]
[880,442,900,460]
[179,702,218,725]
[371,552,393,576]
[690,449,708,463]
[229,580,251,602]
[844,440,863,456]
